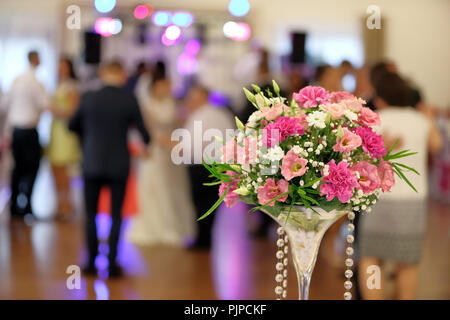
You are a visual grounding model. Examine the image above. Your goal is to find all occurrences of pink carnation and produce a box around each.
[359,107,381,126]
[350,161,381,194]
[355,126,387,159]
[281,149,308,181]
[333,128,362,153]
[293,86,329,108]
[263,116,304,147]
[257,178,289,206]
[218,171,240,208]
[377,160,395,192]
[341,98,364,112]
[320,160,358,203]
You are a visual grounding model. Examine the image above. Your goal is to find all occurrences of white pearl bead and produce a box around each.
[275,286,283,295]
[345,258,354,267]
[283,269,288,277]
[348,212,355,220]
[345,269,353,278]
[284,235,289,243]
[282,280,288,288]
[276,250,284,259]
[282,290,287,298]
[346,235,354,244]
[346,247,354,256]
[344,280,352,290]
[344,292,352,300]
[284,246,289,254]
[283,258,288,266]
[276,262,284,271]
[347,223,355,232]
[275,274,283,282]
[277,227,284,235]
[277,239,285,247]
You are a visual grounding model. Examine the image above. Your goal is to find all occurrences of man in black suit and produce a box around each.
[69,61,150,277]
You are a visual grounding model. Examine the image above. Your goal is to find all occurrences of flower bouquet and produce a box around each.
[200,82,418,300]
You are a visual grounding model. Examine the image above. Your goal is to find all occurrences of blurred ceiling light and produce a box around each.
[185,39,201,55]
[165,25,181,40]
[172,12,194,27]
[94,17,122,37]
[134,5,150,19]
[94,0,116,13]
[231,22,251,41]
[177,53,198,75]
[152,11,171,26]
[223,21,238,38]
[228,0,250,17]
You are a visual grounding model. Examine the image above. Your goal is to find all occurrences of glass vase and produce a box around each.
[262,206,348,300]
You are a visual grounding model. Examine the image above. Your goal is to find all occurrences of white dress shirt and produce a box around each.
[4,67,49,129]
[184,104,235,164]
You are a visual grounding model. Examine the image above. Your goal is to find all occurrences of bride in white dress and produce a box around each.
[128,77,196,246]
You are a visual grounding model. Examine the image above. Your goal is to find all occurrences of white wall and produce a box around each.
[1,0,449,107]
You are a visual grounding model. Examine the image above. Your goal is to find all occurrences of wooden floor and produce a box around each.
[0,198,448,300]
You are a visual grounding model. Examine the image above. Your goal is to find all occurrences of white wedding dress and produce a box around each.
[127,97,196,246]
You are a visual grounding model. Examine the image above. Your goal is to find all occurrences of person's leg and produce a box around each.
[188,165,216,248]
[83,176,102,268]
[358,257,384,300]
[22,129,41,215]
[52,165,72,219]
[9,129,22,217]
[108,178,126,268]
[395,263,418,300]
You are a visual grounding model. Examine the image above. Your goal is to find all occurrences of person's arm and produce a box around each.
[130,96,151,146]
[421,108,443,154]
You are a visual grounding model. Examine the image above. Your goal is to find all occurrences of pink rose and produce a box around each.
[281,149,308,181]
[260,103,285,121]
[333,128,362,153]
[293,86,329,108]
[377,160,395,192]
[328,91,355,103]
[320,160,358,203]
[350,161,381,194]
[355,126,387,159]
[323,103,346,120]
[341,98,364,112]
[218,171,240,207]
[359,107,380,126]
[257,178,289,206]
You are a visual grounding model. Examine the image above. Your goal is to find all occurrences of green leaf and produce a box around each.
[203,181,224,186]
[243,87,256,104]
[235,116,245,131]
[272,80,280,96]
[249,191,289,213]
[392,162,420,175]
[251,84,261,93]
[392,164,418,193]
[303,176,323,188]
[197,184,230,221]
[233,186,250,196]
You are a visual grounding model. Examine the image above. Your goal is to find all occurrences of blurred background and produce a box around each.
[0,0,448,300]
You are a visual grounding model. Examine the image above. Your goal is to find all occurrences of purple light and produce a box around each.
[152,11,171,26]
[185,39,201,55]
[177,53,197,75]
[209,91,230,106]
[94,280,110,300]
[172,12,194,27]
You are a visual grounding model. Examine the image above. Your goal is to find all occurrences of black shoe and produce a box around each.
[82,264,97,276]
[108,263,123,278]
